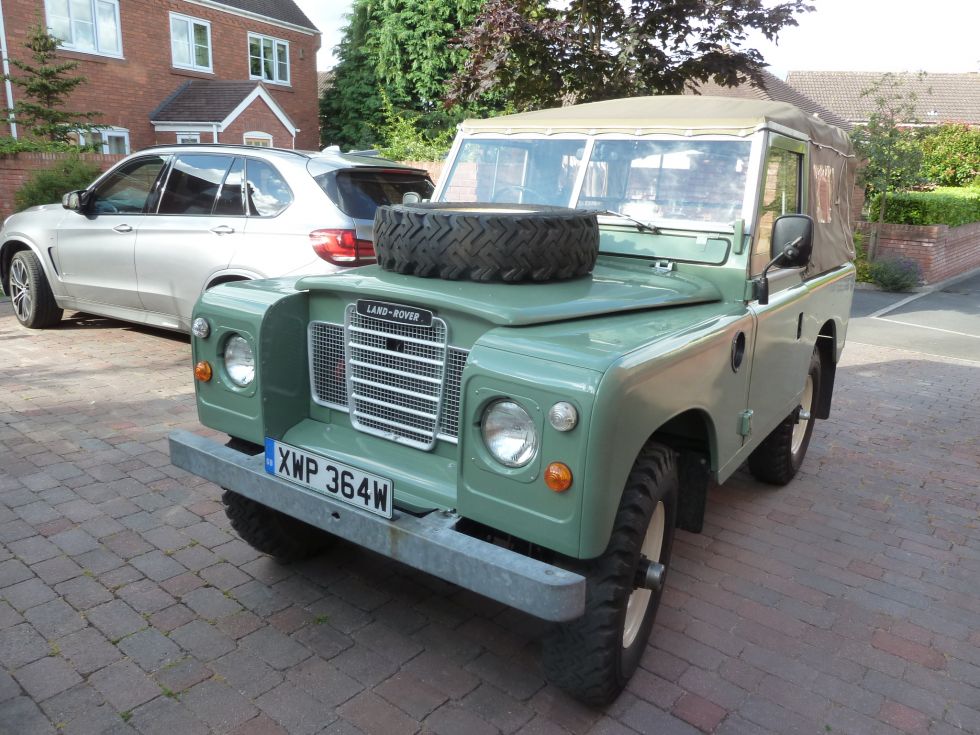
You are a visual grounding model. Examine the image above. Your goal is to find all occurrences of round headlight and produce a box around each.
[224,335,255,387]
[481,400,538,467]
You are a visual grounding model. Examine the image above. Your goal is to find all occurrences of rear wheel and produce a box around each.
[542,443,678,705]
[9,250,62,328]
[748,349,822,485]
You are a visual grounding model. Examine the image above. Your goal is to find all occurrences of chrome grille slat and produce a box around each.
[309,316,469,448]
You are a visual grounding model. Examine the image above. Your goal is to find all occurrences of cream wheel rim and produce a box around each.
[623,500,665,648]
[792,373,814,455]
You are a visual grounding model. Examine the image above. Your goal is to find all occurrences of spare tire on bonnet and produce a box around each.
[373,202,599,283]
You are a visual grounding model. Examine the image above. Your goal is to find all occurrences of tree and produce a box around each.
[320,0,495,152]
[851,73,925,258]
[5,22,100,142]
[445,0,813,111]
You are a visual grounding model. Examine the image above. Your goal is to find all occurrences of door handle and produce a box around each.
[113,224,133,233]
[210,225,235,235]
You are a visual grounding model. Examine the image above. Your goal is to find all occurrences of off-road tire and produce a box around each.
[9,250,63,328]
[372,203,599,282]
[748,349,822,485]
[220,439,329,562]
[542,443,678,706]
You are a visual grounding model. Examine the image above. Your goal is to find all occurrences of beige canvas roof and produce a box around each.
[460,95,854,156]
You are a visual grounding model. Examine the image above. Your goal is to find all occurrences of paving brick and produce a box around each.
[284,656,362,707]
[0,558,33,587]
[672,692,728,733]
[240,625,311,670]
[619,698,702,735]
[24,598,86,639]
[0,622,48,669]
[148,604,196,634]
[56,627,124,675]
[54,575,113,611]
[88,660,162,711]
[2,577,57,612]
[47,528,100,556]
[85,599,147,641]
[181,679,259,732]
[8,536,60,565]
[12,655,82,702]
[336,690,419,735]
[129,695,210,735]
[254,682,338,735]
[402,650,481,700]
[871,630,946,670]
[30,555,84,585]
[128,551,186,582]
[0,696,57,734]
[117,628,182,672]
[152,657,213,695]
[211,650,283,699]
[169,620,236,661]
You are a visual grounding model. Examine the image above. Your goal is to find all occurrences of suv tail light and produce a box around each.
[310,229,376,266]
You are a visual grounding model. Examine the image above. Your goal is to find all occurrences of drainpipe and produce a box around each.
[0,0,18,138]
[212,123,218,143]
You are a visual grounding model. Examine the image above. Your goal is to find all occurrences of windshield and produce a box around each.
[440,137,752,230]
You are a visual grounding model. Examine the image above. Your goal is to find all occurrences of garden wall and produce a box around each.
[858,221,980,285]
[0,152,123,222]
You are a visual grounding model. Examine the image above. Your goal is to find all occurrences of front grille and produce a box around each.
[309,311,468,448]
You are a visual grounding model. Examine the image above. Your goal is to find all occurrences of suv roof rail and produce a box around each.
[137,143,313,158]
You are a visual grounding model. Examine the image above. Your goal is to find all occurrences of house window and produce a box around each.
[248,33,289,85]
[77,127,130,154]
[176,133,201,144]
[170,13,212,72]
[243,131,273,147]
[45,0,121,57]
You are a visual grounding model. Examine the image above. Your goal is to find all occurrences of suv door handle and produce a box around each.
[210,225,235,235]
[113,224,133,233]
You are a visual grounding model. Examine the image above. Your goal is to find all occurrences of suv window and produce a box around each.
[158,154,234,215]
[245,158,292,216]
[316,169,435,219]
[213,158,245,216]
[90,156,168,214]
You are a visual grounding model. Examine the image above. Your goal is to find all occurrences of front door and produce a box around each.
[56,155,168,309]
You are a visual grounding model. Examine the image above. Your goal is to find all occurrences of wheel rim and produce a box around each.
[791,373,814,454]
[623,500,665,649]
[9,258,32,322]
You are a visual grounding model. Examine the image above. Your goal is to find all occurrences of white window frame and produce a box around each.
[248,33,290,85]
[176,132,201,144]
[169,13,212,73]
[45,0,122,58]
[77,126,130,154]
[243,131,273,147]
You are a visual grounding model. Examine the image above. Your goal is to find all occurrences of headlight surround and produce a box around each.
[481,399,538,468]
[223,334,255,387]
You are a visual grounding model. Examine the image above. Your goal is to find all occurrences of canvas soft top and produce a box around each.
[459,95,852,154]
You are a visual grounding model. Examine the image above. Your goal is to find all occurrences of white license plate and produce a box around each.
[264,439,393,519]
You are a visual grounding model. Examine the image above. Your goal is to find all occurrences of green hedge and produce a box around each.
[869,187,980,227]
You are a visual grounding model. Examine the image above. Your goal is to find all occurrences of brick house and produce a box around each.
[785,71,980,127]
[0,0,321,151]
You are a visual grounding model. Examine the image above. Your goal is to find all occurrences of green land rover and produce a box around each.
[170,96,857,704]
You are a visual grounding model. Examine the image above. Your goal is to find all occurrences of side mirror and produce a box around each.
[770,214,814,267]
[755,214,815,305]
[62,190,90,212]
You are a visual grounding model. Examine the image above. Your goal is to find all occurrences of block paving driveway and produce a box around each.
[1,294,979,735]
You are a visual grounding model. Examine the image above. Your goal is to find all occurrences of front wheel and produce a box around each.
[9,250,63,328]
[542,443,678,706]
[748,348,822,485]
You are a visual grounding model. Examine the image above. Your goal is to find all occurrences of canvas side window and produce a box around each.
[751,147,802,275]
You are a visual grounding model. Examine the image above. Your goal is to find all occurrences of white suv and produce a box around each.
[0,145,433,332]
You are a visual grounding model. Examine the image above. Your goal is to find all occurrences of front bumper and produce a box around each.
[168,431,586,622]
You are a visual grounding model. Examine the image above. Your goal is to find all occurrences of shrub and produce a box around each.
[14,153,102,211]
[868,187,980,227]
[920,124,980,187]
[852,230,873,283]
[869,257,921,292]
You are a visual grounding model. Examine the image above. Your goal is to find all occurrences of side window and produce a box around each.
[245,159,292,217]
[751,147,802,275]
[158,155,234,215]
[89,156,167,214]
[213,158,245,216]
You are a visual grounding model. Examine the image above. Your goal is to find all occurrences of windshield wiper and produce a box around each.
[581,208,661,234]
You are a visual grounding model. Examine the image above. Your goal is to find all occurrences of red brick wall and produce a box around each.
[858,221,980,284]
[0,152,123,222]
[0,0,319,149]
[219,97,293,147]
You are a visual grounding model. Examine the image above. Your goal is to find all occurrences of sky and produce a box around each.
[296,0,980,79]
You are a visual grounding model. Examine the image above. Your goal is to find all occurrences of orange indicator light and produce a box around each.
[544,462,573,492]
[194,361,213,382]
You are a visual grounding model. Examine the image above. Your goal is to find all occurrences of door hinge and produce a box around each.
[738,409,753,437]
